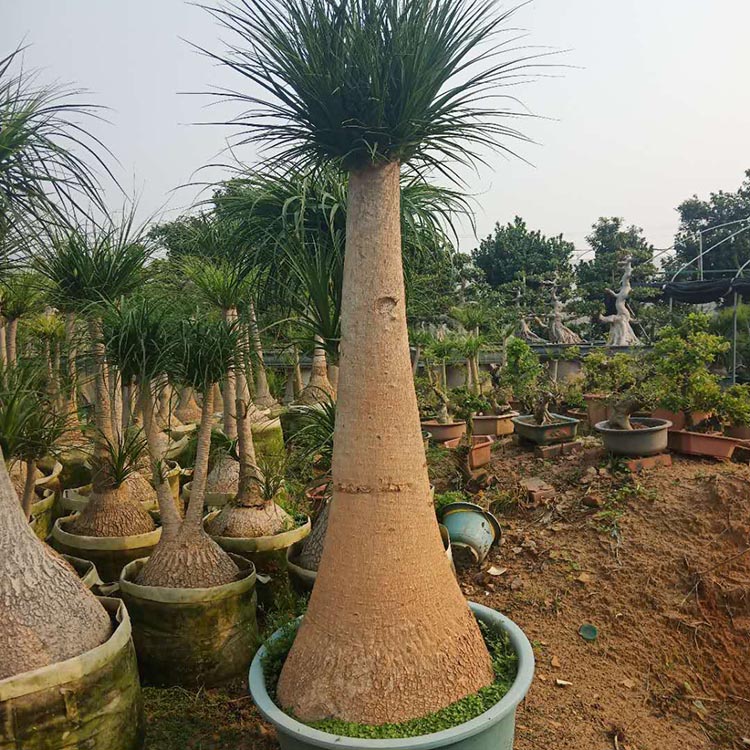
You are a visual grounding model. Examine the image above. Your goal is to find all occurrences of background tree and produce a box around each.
[669,169,750,280]
[471,216,574,310]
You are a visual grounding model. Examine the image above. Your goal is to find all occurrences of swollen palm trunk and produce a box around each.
[277,163,493,725]
[0,448,111,680]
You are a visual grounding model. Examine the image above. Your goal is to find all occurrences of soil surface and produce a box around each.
[144,438,750,749]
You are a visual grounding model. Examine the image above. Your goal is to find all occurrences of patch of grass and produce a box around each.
[252,424,285,458]
[261,619,518,740]
[433,490,468,516]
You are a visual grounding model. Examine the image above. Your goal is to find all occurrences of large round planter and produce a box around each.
[29,490,56,540]
[511,414,580,446]
[34,460,63,498]
[61,553,104,590]
[594,418,672,457]
[286,522,456,595]
[61,484,160,515]
[206,512,311,606]
[51,515,162,584]
[249,602,534,750]
[420,420,467,443]
[472,413,518,437]
[119,556,258,688]
[0,597,143,750]
[439,502,501,565]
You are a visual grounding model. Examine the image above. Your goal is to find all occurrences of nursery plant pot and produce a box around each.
[119,555,258,688]
[34,460,63,498]
[205,513,311,606]
[61,553,104,590]
[443,435,495,469]
[286,521,456,595]
[61,485,159,515]
[29,489,56,540]
[725,424,750,440]
[420,419,467,443]
[511,414,580,446]
[439,502,501,565]
[181,480,234,510]
[594,418,672,457]
[0,597,143,750]
[583,394,611,427]
[51,514,162,584]
[472,413,518,437]
[249,601,534,750]
[652,409,711,432]
[668,430,740,460]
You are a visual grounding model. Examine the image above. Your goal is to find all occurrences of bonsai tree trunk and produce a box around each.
[0,319,6,368]
[63,312,82,435]
[6,317,18,364]
[608,397,642,431]
[136,387,239,589]
[411,343,421,376]
[175,386,202,424]
[0,446,112,681]
[277,162,493,725]
[248,300,276,408]
[471,356,481,395]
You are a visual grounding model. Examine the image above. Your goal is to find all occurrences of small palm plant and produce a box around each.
[0,359,66,516]
[136,316,242,588]
[1,271,45,363]
[202,0,538,723]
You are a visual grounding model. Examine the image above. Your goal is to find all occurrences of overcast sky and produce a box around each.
[4,0,750,258]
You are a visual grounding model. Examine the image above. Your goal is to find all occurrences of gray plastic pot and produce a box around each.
[249,601,534,750]
[439,503,501,565]
[0,598,143,750]
[511,414,580,446]
[594,417,672,457]
[120,555,258,688]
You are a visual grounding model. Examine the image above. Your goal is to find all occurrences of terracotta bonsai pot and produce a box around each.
[595,418,671,457]
[420,419,466,443]
[583,394,611,427]
[443,435,495,469]
[472,412,518,437]
[511,414,580,446]
[668,430,739,460]
[652,409,711,432]
[725,424,750,440]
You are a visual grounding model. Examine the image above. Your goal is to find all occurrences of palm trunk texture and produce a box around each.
[277,162,493,724]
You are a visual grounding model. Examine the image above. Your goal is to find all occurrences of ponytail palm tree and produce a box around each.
[33,215,153,537]
[137,316,241,588]
[204,0,536,724]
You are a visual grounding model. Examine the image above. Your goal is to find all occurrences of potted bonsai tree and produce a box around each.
[649,314,735,458]
[511,384,581,446]
[205,0,536,746]
[721,384,750,440]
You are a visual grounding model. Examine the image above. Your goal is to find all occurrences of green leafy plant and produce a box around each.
[501,336,543,410]
[720,384,750,427]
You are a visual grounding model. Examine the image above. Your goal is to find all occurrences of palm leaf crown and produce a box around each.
[200,0,541,174]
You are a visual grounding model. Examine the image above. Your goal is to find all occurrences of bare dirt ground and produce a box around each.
[144,441,750,750]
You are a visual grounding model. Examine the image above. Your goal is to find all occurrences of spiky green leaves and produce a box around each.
[200,0,536,174]
[0,359,65,462]
[0,47,112,231]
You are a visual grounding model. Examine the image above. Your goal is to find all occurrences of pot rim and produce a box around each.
[419,419,467,428]
[52,514,163,550]
[511,413,579,428]
[35,460,63,488]
[594,417,672,435]
[248,602,534,749]
[0,597,130,701]
[439,502,502,548]
[205,511,312,553]
[119,555,257,603]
